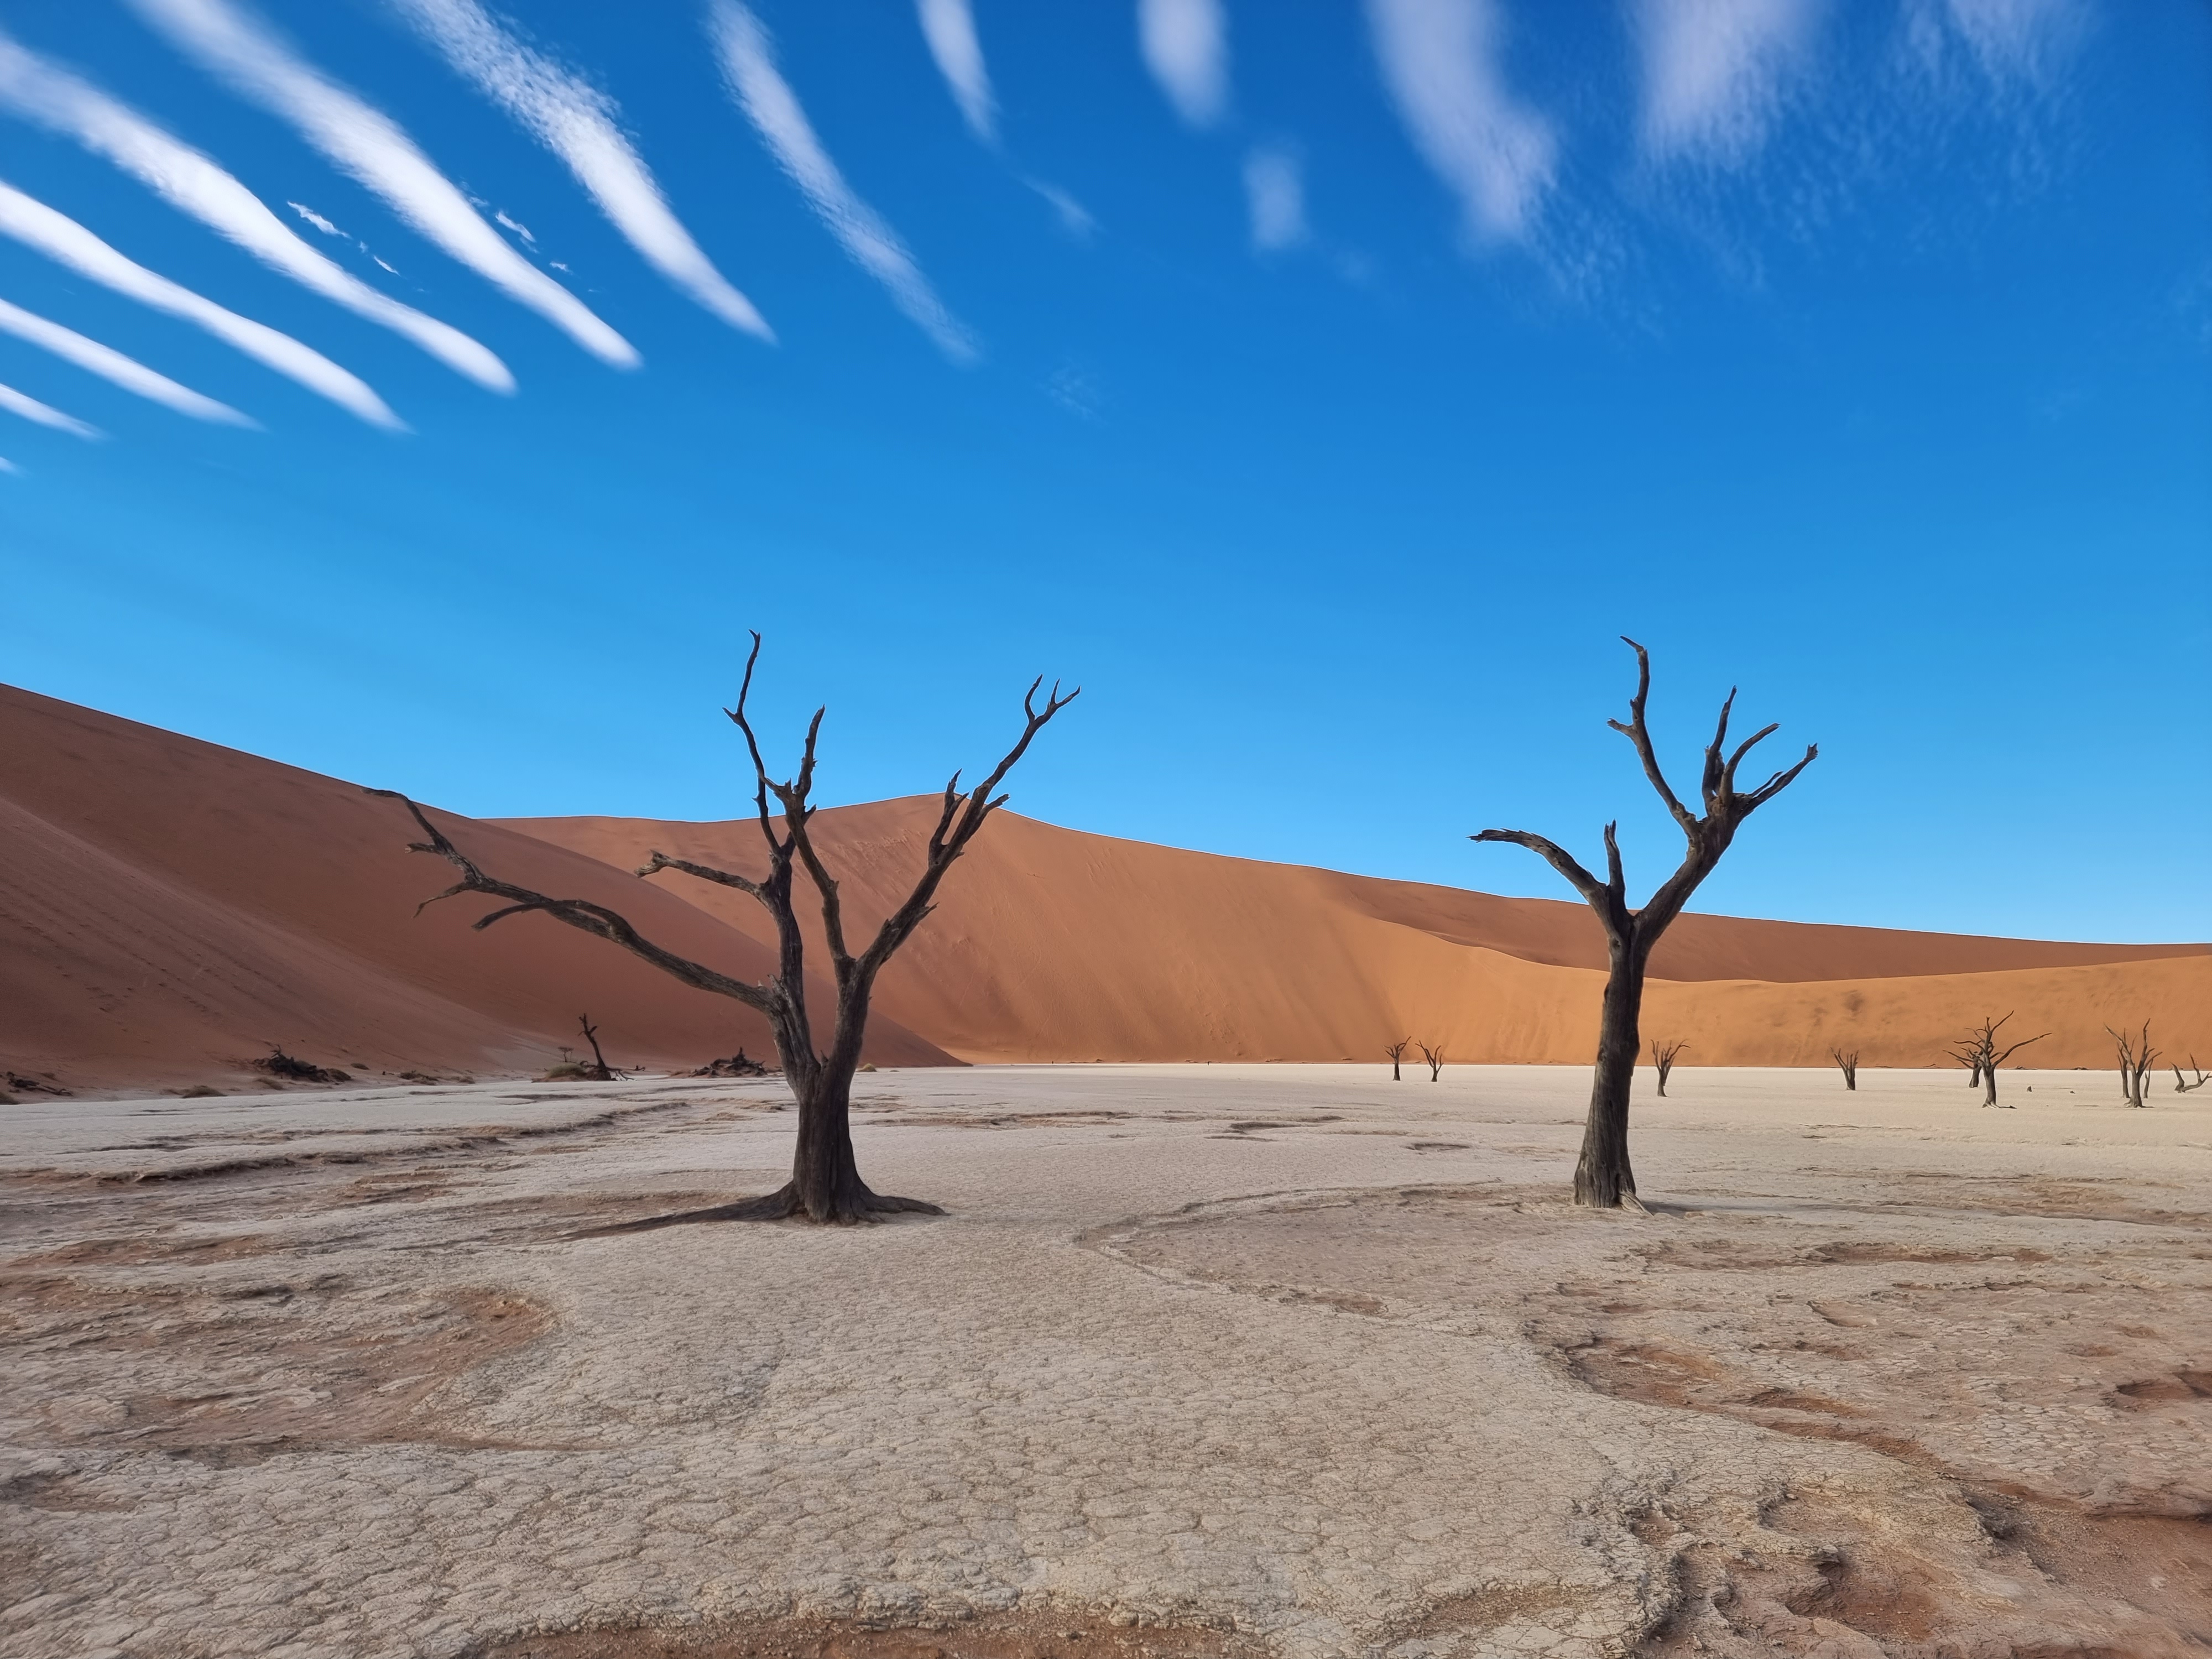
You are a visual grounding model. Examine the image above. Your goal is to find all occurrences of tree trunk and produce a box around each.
[1983,1066,2000,1108]
[790,1069,868,1218]
[1575,939,1643,1207]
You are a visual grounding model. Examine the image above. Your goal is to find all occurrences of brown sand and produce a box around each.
[0,686,952,1091]
[4,684,2203,1089]
[505,799,2210,1068]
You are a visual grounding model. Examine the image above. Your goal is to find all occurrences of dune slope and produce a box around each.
[0,687,953,1089]
[504,799,2210,1070]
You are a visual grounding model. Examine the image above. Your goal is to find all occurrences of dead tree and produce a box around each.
[1649,1038,1687,1098]
[375,633,1075,1224]
[1473,639,1815,1209]
[1416,1041,1444,1081]
[1945,1014,2046,1108]
[2174,1058,2208,1094]
[2105,1022,2157,1109]
[1385,1037,1412,1082]
[1830,1047,1859,1091]
[576,1014,624,1082]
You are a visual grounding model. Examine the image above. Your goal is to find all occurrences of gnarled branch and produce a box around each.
[368,790,779,1016]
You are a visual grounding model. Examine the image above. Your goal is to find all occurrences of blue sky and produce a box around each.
[1,0,2205,942]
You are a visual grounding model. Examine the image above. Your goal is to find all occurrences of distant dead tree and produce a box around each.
[1385,1037,1412,1082]
[1649,1039,1687,1098]
[2175,1058,2208,1094]
[2106,1022,2157,1109]
[1416,1041,1444,1081]
[1830,1047,1859,1091]
[576,1014,623,1081]
[376,633,1076,1225]
[1946,1014,2046,1108]
[1473,639,1815,1208]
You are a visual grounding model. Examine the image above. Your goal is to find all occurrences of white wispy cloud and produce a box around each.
[0,455,17,473]
[287,200,341,236]
[387,0,774,342]
[1024,176,1098,240]
[1243,144,1308,251]
[708,1,977,363]
[0,29,512,392]
[1632,0,1825,168]
[0,294,251,424]
[0,378,101,438]
[1139,0,1229,129]
[1365,0,1556,246]
[916,0,995,142]
[1907,0,2088,85]
[0,179,401,428]
[128,0,637,366]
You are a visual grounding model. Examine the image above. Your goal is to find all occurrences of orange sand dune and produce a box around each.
[0,687,953,1091]
[505,799,2210,1071]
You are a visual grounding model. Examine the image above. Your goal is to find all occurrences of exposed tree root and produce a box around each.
[573,1182,945,1237]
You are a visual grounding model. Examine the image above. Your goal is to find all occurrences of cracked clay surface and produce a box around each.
[3,1065,2208,1658]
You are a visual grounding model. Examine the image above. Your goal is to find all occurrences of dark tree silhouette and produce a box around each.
[1830,1046,1859,1091]
[574,1014,623,1081]
[2106,1022,2157,1109]
[1945,1014,2046,1109]
[1385,1037,1412,1082]
[1649,1038,1687,1098]
[1416,1041,1444,1081]
[1473,640,1815,1209]
[375,633,1076,1225]
[2175,1058,2209,1095]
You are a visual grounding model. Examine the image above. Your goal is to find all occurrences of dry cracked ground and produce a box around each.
[2,1065,2208,1659]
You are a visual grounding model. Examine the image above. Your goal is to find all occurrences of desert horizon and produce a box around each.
[6,682,2205,1099]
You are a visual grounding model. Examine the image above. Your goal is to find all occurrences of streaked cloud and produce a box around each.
[1365,0,1556,246]
[387,0,773,342]
[1024,177,1098,241]
[1907,0,2089,85]
[1632,0,1825,168]
[916,0,995,142]
[0,29,512,392]
[1139,0,1228,128]
[288,200,341,236]
[0,294,251,424]
[0,180,401,428]
[0,378,101,438]
[708,1,977,363]
[127,0,637,366]
[1243,144,1308,251]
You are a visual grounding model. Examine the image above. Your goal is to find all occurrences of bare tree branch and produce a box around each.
[636,850,767,904]
[1605,637,1698,833]
[369,789,779,1017]
[1470,828,1615,916]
